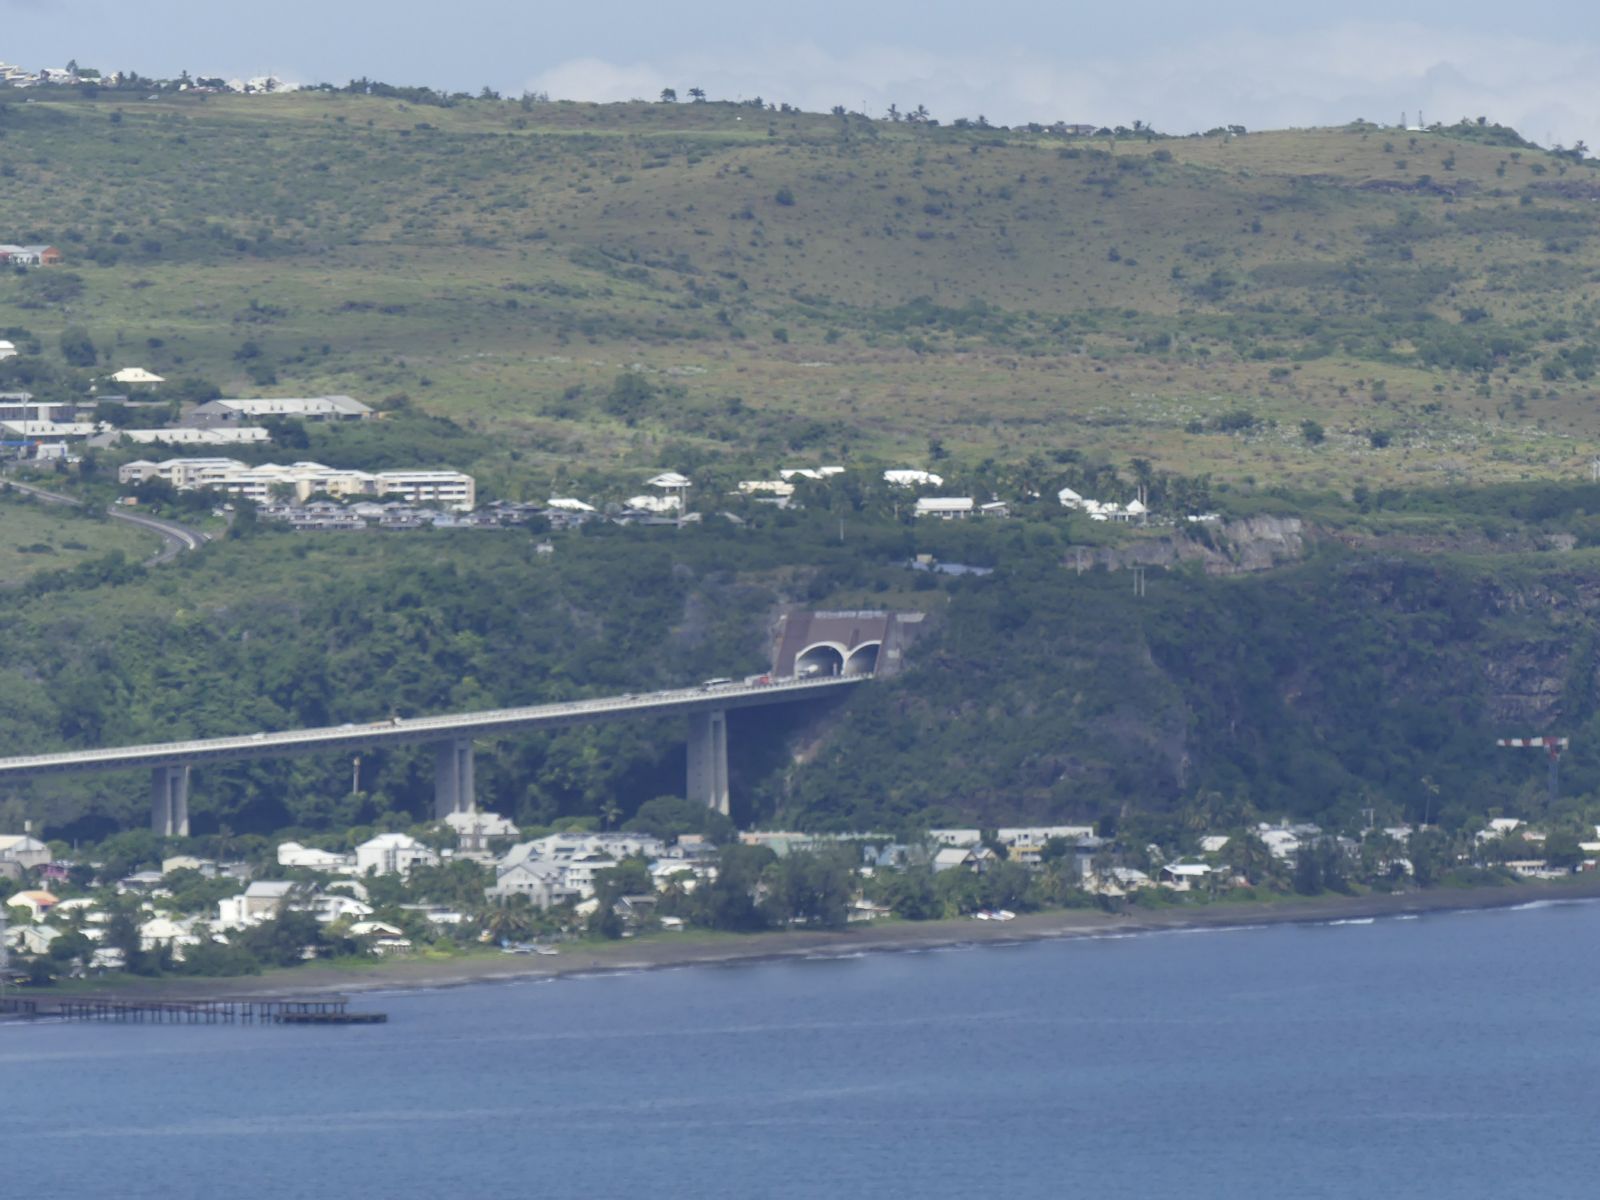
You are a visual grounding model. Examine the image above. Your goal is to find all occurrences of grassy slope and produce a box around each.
[0,492,158,581]
[1,94,1597,498]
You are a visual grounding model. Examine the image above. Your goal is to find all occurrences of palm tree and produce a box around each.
[688,87,706,103]
[600,798,622,830]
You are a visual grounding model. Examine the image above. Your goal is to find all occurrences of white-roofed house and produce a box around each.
[109,367,166,385]
[884,469,944,488]
[276,842,356,872]
[355,833,438,878]
[913,497,975,520]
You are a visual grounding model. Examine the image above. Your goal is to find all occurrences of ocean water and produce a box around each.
[6,900,1600,1199]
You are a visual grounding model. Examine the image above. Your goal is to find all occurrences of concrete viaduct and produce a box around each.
[0,676,866,836]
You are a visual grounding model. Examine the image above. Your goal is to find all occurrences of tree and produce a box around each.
[659,88,677,103]
[59,326,97,367]
[1301,419,1326,445]
[604,371,656,424]
[1544,831,1583,870]
[761,849,854,929]
[688,88,706,102]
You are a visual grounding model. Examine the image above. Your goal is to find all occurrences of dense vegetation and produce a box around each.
[5,480,1600,848]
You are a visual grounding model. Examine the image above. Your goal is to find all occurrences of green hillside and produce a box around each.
[3,93,1599,497]
[8,93,1600,849]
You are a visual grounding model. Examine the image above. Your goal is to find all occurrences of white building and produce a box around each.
[486,860,575,909]
[276,841,356,872]
[109,367,166,385]
[118,458,476,511]
[355,833,438,878]
[737,480,796,498]
[444,810,520,853]
[113,427,270,447]
[913,497,974,519]
[884,469,944,488]
[215,880,298,929]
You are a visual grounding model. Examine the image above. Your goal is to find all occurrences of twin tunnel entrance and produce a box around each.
[794,641,880,679]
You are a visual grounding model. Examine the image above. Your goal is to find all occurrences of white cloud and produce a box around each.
[521,23,1600,149]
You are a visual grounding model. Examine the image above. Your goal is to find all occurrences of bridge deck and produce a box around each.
[0,676,865,778]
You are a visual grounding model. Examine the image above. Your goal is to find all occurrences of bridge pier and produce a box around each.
[150,765,190,838]
[686,709,729,815]
[433,738,476,819]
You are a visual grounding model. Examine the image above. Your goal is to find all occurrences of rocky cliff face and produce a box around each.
[1073,516,1308,576]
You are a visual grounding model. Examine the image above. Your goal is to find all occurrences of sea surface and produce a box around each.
[6,900,1600,1198]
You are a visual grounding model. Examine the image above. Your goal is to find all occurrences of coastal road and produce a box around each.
[2,475,211,565]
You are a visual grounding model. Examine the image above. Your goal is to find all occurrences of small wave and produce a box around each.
[1324,917,1375,927]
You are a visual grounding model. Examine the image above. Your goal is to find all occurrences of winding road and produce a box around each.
[2,475,211,565]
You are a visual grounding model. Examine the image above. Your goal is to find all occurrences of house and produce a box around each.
[138,916,198,954]
[0,340,16,362]
[1160,863,1214,890]
[0,245,62,267]
[913,497,975,520]
[738,479,796,498]
[116,870,167,894]
[929,829,983,848]
[486,860,574,909]
[312,893,373,924]
[1104,866,1152,890]
[624,493,681,515]
[6,889,60,921]
[215,880,299,929]
[1476,818,1526,843]
[277,841,356,872]
[188,395,372,424]
[161,855,216,877]
[932,846,996,873]
[6,923,61,956]
[1257,827,1304,860]
[1199,835,1232,854]
[884,469,944,488]
[109,367,165,385]
[444,809,520,853]
[355,832,438,878]
[348,920,405,938]
[0,834,52,871]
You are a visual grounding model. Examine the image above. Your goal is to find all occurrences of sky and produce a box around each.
[2,0,1597,148]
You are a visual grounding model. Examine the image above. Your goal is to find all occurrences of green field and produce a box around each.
[2,93,1598,499]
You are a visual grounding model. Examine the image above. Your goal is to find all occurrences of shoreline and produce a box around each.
[32,874,1600,1003]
